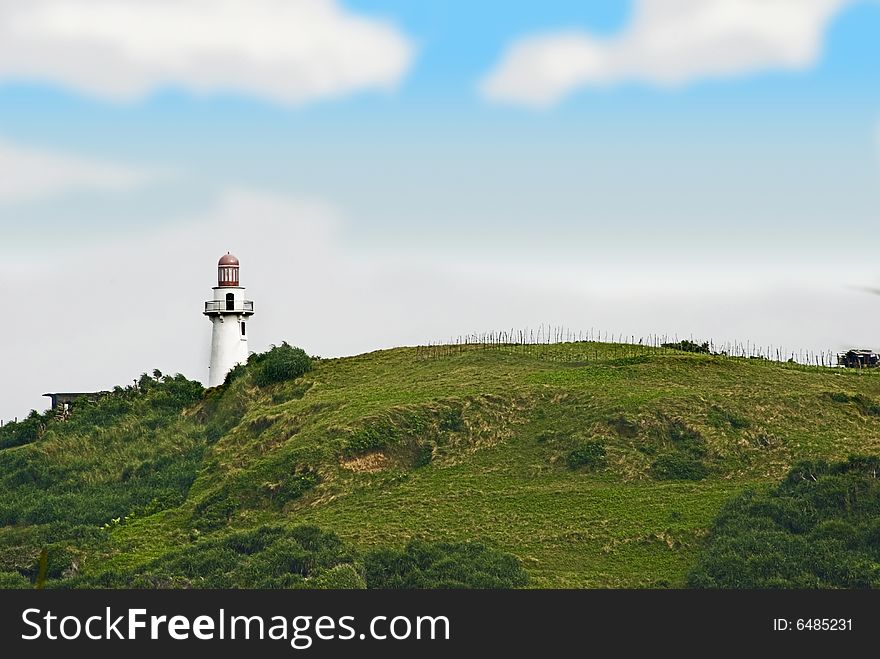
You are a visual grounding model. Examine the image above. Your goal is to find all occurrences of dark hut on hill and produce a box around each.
[43,391,109,419]
[837,350,880,369]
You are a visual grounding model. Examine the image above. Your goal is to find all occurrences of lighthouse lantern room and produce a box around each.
[204,253,254,387]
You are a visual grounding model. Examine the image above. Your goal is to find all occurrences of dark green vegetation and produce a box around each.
[0,409,47,450]
[364,539,529,589]
[2,341,880,588]
[227,342,313,388]
[661,340,711,354]
[0,372,204,528]
[690,456,880,588]
[566,440,607,471]
[68,525,362,589]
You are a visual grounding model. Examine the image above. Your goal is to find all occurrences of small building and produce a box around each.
[43,391,109,418]
[837,350,880,369]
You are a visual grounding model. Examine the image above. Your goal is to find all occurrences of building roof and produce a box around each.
[43,392,106,398]
[218,253,240,266]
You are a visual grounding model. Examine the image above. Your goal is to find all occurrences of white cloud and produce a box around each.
[0,139,155,203]
[482,0,855,107]
[0,0,414,105]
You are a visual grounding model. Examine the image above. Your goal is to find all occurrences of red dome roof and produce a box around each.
[218,253,239,266]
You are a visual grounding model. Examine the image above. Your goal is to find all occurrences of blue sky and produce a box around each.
[0,0,879,419]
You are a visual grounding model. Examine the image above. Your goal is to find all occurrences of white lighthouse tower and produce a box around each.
[204,253,254,387]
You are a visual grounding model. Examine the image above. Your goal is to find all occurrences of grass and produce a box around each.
[3,342,880,588]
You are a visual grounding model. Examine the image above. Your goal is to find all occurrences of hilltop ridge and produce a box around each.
[2,341,880,588]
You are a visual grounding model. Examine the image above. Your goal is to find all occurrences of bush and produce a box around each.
[363,540,529,589]
[66,525,359,589]
[662,340,710,354]
[0,371,208,589]
[566,441,606,470]
[149,374,205,412]
[347,419,399,454]
[253,343,313,387]
[690,456,880,588]
[0,431,205,529]
[61,373,204,432]
[222,362,248,387]
[651,454,708,481]
[0,411,47,450]
[0,571,31,589]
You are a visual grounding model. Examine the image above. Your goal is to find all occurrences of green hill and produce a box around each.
[2,341,880,588]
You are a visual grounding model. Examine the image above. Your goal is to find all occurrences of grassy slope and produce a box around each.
[68,342,880,588]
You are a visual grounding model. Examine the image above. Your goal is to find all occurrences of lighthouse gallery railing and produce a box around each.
[204,300,254,313]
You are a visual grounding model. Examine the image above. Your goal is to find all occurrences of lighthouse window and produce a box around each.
[226,292,235,310]
[241,322,246,336]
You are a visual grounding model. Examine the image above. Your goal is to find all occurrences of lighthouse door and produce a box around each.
[225,292,235,311]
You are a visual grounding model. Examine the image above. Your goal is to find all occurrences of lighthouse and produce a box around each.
[204,253,254,387]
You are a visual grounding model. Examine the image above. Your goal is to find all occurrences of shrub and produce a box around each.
[66,525,359,589]
[253,343,312,387]
[0,411,47,450]
[223,526,286,556]
[0,438,204,528]
[566,441,606,470]
[690,456,880,588]
[347,420,399,454]
[0,372,208,589]
[223,362,248,387]
[61,373,204,432]
[662,340,710,354]
[651,454,708,481]
[0,571,31,589]
[364,540,529,589]
[149,374,205,411]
